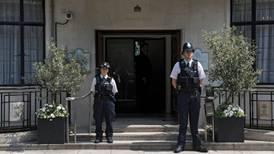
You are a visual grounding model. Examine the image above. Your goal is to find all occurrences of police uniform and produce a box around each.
[170,42,207,153]
[91,64,118,143]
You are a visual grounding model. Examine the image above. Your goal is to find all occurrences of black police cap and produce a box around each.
[182,42,194,53]
[100,62,111,69]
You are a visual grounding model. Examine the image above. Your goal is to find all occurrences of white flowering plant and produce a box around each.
[36,104,69,120]
[215,103,245,118]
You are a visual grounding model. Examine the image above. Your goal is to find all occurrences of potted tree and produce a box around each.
[203,26,260,142]
[34,42,87,144]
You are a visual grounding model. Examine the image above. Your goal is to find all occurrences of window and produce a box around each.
[231,0,274,84]
[0,0,45,85]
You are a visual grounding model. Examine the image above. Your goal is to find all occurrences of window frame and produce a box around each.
[231,0,274,85]
[0,0,45,86]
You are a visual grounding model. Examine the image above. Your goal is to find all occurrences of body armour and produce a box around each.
[176,59,200,92]
[95,75,114,99]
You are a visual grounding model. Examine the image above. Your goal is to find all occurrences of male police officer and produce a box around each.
[91,62,118,143]
[170,42,207,153]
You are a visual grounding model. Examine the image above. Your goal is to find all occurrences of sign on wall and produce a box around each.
[258,101,272,120]
[10,102,24,122]
[67,48,90,72]
[193,48,209,70]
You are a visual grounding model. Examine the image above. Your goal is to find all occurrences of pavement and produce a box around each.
[0,150,274,154]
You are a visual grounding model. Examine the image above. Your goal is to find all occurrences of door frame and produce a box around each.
[95,30,181,115]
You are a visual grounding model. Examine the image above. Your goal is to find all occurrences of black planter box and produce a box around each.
[37,117,67,144]
[214,117,245,142]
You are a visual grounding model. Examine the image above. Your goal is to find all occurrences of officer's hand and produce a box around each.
[65,97,76,101]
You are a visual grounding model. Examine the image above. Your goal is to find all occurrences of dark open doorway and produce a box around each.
[106,38,165,113]
[95,30,181,115]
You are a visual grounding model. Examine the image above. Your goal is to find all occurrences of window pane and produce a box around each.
[235,25,252,42]
[0,0,20,22]
[256,25,274,83]
[24,0,44,22]
[232,0,252,22]
[24,26,43,84]
[256,0,274,21]
[0,25,21,85]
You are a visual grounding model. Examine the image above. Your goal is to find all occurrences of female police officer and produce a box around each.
[170,42,207,153]
[66,62,117,143]
[90,62,118,143]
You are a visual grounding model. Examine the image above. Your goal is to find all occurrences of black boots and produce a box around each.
[106,136,113,143]
[94,136,113,144]
[94,137,102,143]
[193,144,208,153]
[174,144,208,153]
[174,145,184,153]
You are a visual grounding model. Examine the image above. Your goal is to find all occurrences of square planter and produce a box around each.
[37,117,67,144]
[214,117,245,142]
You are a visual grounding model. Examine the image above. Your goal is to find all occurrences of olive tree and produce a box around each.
[202,26,260,102]
[34,42,87,105]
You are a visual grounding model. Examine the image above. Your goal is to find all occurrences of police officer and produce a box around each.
[170,42,207,153]
[91,62,118,143]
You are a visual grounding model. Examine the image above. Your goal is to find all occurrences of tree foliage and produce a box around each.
[34,42,86,104]
[203,26,260,101]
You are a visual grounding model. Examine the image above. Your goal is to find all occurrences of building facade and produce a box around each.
[0,0,273,132]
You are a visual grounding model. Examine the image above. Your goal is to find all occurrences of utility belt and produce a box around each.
[176,86,201,96]
[95,92,116,102]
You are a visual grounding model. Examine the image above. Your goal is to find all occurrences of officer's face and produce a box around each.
[183,50,193,60]
[100,67,109,76]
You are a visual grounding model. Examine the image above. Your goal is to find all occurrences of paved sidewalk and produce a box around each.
[0,150,274,154]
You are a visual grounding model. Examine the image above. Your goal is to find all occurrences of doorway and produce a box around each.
[96,30,181,115]
[106,38,165,113]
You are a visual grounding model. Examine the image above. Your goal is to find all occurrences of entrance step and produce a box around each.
[70,117,205,142]
[1,140,274,151]
[70,132,178,141]
[69,131,205,142]
[0,131,36,144]
[245,128,274,142]
[88,124,179,132]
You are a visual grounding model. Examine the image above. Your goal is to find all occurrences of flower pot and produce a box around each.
[37,117,67,144]
[214,116,244,142]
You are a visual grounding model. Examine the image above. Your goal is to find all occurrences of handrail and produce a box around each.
[65,89,93,101]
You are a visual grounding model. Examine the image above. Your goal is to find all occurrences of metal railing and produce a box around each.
[1,86,274,133]
[212,86,274,130]
[0,86,67,133]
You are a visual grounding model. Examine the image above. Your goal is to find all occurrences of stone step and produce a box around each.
[245,128,274,142]
[69,129,206,142]
[69,132,178,141]
[1,140,274,151]
[86,124,179,133]
[0,131,37,144]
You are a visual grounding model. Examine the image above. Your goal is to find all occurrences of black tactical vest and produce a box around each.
[95,75,113,98]
[176,59,200,92]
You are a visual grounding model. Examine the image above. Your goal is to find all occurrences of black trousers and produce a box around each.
[177,91,202,147]
[93,97,115,138]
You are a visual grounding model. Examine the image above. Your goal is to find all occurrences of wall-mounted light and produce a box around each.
[64,10,73,21]
[134,4,141,12]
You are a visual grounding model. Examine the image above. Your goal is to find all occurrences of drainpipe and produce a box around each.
[50,0,54,39]
[51,0,71,45]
